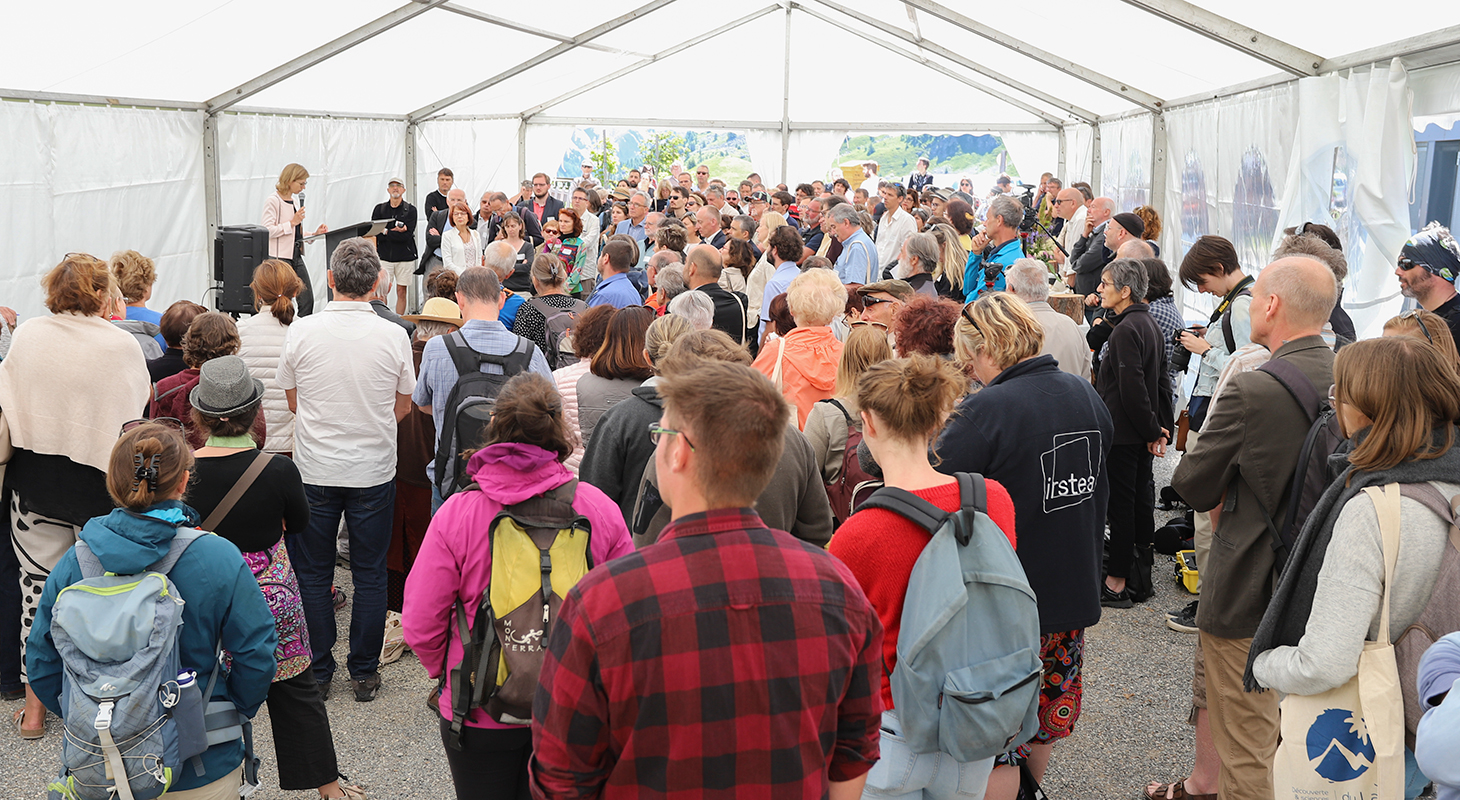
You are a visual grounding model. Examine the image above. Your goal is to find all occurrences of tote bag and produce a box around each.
[1272,483,1406,799]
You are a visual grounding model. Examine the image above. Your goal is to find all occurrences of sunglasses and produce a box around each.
[121,417,183,435]
[1397,256,1427,272]
[960,302,981,334]
[862,295,899,306]
[850,319,889,330]
[1400,309,1436,345]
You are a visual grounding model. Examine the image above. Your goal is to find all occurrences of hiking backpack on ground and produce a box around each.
[858,473,1043,762]
[1256,358,1346,564]
[527,296,588,370]
[46,532,254,800]
[818,399,882,527]
[434,332,536,501]
[446,480,593,748]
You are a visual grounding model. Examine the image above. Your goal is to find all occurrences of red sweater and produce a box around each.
[829,479,1017,712]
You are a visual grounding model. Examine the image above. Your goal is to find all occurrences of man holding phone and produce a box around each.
[373,178,418,314]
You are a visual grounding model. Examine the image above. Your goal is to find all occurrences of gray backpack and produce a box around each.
[858,473,1043,762]
[46,532,252,800]
[527,295,588,370]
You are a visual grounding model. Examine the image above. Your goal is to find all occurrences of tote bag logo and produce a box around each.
[1305,708,1375,782]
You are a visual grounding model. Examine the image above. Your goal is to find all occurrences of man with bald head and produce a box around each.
[422,187,469,276]
[1068,196,1117,301]
[1053,187,1086,267]
[1171,256,1337,800]
[685,244,750,345]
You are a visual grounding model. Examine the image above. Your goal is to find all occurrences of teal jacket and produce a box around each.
[27,501,278,792]
[964,237,1024,300]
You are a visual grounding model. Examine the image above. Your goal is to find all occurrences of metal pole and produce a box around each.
[1150,112,1168,224]
[1058,127,1067,184]
[203,113,222,308]
[1091,123,1102,194]
[405,121,420,313]
[780,2,792,185]
[518,118,528,185]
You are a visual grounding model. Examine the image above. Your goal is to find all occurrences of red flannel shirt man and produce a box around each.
[530,361,884,800]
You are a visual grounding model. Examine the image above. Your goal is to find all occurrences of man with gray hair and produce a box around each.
[277,237,416,703]
[830,203,878,286]
[965,194,1025,298]
[370,266,415,338]
[667,289,714,331]
[1094,257,1173,609]
[1069,196,1117,303]
[483,240,527,329]
[896,231,941,297]
[616,191,651,241]
[1171,257,1336,800]
[685,245,750,344]
[1006,258,1089,381]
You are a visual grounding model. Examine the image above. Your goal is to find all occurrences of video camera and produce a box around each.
[1014,183,1039,233]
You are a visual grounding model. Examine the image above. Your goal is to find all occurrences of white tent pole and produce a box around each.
[518,5,781,120]
[1117,0,1320,76]
[409,0,680,123]
[1321,23,1460,72]
[795,3,1066,127]
[415,1,652,59]
[1058,128,1067,185]
[206,0,448,113]
[203,114,222,289]
[405,121,419,312]
[802,0,1094,124]
[1091,123,1102,192]
[530,115,1056,132]
[780,2,792,184]
[1150,112,1167,223]
[518,119,528,185]
[900,0,1165,112]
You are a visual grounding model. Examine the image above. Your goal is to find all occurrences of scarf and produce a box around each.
[1245,425,1460,691]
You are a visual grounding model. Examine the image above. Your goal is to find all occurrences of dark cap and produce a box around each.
[856,279,914,301]
[1111,212,1146,239]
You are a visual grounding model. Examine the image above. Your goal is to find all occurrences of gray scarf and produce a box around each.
[1244,426,1460,691]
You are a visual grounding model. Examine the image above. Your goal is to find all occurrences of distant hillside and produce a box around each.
[556,128,751,183]
[836,134,1009,177]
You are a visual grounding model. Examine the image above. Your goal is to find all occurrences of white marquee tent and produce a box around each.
[5,0,1460,333]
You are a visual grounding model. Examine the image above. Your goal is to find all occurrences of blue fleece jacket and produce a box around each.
[26,501,278,792]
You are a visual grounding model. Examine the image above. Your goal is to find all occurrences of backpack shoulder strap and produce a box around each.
[858,486,950,534]
[820,398,853,425]
[1398,483,1460,551]
[200,451,272,532]
[1222,288,1251,353]
[1258,357,1321,423]
[74,541,104,579]
[442,331,480,378]
[503,335,536,372]
[958,472,988,515]
[149,530,208,576]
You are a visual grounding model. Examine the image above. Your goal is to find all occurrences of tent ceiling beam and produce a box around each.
[206,0,448,114]
[1322,23,1460,72]
[408,0,679,123]
[529,115,1057,132]
[1116,0,1320,76]
[803,0,1094,124]
[411,1,653,59]
[519,4,780,120]
[0,89,202,111]
[900,0,1166,111]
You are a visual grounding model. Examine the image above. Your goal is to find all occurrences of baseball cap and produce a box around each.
[856,280,914,301]
[387,178,404,186]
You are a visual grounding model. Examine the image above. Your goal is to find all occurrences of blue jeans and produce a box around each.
[431,482,445,516]
[295,481,396,683]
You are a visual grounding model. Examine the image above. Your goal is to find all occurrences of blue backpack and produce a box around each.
[859,473,1043,762]
[45,532,254,800]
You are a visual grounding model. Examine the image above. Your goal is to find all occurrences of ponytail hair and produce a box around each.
[484,373,575,462]
[530,252,566,288]
[107,422,193,511]
[250,259,303,325]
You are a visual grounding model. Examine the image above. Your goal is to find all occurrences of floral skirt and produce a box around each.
[243,540,312,682]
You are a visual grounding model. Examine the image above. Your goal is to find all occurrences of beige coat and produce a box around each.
[1028,300,1091,382]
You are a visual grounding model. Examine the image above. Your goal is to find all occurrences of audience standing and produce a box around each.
[752,268,848,429]
[237,260,304,454]
[1006,258,1090,381]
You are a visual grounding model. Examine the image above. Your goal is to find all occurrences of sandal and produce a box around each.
[1142,779,1216,800]
[324,777,367,799]
[13,707,44,740]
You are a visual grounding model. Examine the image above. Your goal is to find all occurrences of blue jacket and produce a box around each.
[964,237,1023,299]
[27,502,277,792]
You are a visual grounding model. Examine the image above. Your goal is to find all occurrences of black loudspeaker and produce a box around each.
[214,225,268,313]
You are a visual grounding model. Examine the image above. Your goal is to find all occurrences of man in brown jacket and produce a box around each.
[1170,256,1337,800]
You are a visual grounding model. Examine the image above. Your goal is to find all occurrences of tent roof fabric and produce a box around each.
[5,0,1459,125]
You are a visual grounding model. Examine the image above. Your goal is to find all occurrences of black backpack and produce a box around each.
[433,332,536,500]
[1254,358,1345,565]
[527,296,588,370]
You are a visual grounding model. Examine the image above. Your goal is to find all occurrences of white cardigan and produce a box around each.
[237,309,296,454]
[441,227,481,274]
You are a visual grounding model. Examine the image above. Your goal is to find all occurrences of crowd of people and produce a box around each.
[3,157,1460,800]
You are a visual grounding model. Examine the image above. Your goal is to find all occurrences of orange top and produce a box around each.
[752,326,842,429]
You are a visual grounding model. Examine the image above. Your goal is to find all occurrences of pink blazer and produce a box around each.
[262,193,297,258]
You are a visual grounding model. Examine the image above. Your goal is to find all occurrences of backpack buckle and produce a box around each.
[95,701,114,732]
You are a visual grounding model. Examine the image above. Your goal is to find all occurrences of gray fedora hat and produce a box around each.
[189,355,265,417]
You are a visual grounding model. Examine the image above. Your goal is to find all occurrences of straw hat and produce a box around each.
[403,297,464,326]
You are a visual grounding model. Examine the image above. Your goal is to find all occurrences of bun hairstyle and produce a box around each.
[644,313,693,370]
[856,353,967,445]
[484,373,575,462]
[426,269,458,300]
[530,252,566,287]
[107,422,193,511]
[250,259,304,325]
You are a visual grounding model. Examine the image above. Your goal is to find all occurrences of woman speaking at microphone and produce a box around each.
[263,163,328,317]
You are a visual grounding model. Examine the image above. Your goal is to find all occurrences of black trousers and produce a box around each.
[291,256,315,318]
[0,525,21,693]
[266,668,338,790]
[1106,442,1155,579]
[438,718,531,800]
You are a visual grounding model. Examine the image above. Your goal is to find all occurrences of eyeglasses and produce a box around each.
[1401,309,1436,345]
[121,417,183,435]
[850,319,888,330]
[1397,256,1427,272]
[648,423,694,450]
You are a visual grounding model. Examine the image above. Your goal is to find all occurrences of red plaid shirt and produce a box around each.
[530,508,884,799]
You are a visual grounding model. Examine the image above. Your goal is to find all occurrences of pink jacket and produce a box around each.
[401,442,634,729]
[262,192,297,258]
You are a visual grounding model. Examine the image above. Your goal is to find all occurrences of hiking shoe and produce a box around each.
[1100,583,1133,609]
[352,673,381,702]
[1167,600,1198,621]
[1167,603,1199,633]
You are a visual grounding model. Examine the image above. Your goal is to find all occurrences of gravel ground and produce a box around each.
[2,451,1206,799]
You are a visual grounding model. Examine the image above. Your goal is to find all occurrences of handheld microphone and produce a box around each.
[297,191,306,208]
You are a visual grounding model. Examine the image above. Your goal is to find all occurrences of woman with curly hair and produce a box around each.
[111,249,164,349]
[151,312,266,449]
[1133,205,1163,254]
[892,295,963,358]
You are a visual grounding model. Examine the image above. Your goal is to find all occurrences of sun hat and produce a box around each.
[403,297,464,326]
[189,355,265,417]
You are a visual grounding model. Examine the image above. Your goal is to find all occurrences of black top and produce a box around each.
[512,294,584,358]
[148,347,188,384]
[694,283,750,345]
[801,226,824,253]
[1434,293,1460,346]
[504,241,536,293]
[188,450,310,554]
[370,300,416,339]
[424,189,449,218]
[372,200,418,262]
[1097,304,1175,446]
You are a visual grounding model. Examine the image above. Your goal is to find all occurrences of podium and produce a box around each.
[302,220,396,304]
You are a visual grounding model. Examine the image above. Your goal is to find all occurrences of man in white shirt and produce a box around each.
[1006,258,1091,381]
[759,226,807,347]
[277,238,416,703]
[875,182,916,272]
[1053,187,1087,271]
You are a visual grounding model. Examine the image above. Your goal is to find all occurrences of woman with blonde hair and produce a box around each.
[111,249,164,348]
[803,324,893,486]
[262,163,327,316]
[1251,337,1460,791]
[1384,309,1460,372]
[829,354,1018,799]
[238,259,304,455]
[1,253,151,738]
[752,268,847,429]
[441,204,481,275]
[929,223,969,300]
[939,292,1114,798]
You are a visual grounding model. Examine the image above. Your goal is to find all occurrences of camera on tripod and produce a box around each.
[1014,183,1039,233]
